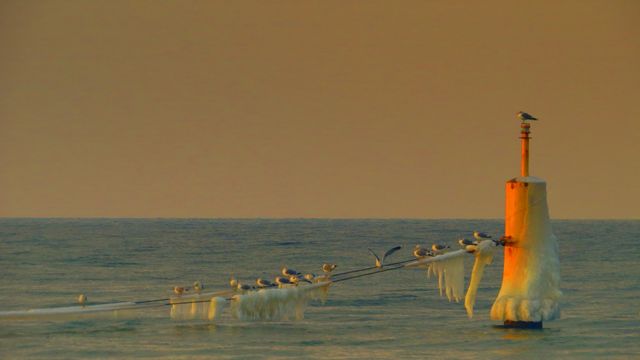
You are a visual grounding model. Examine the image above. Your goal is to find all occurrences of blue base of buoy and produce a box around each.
[502,320,543,329]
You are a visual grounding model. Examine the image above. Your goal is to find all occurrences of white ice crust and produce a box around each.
[491,179,561,322]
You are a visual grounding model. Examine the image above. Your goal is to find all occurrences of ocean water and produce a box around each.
[0,219,638,359]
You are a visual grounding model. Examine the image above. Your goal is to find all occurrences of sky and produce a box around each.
[1,0,638,219]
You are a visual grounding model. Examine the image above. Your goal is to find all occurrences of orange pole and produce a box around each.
[520,123,530,177]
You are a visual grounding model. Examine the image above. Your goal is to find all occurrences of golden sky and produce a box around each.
[1,0,638,218]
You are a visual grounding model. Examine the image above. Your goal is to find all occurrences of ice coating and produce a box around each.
[170,296,227,321]
[230,282,331,321]
[208,297,226,320]
[464,240,497,318]
[407,249,467,303]
[428,254,465,302]
[491,177,561,322]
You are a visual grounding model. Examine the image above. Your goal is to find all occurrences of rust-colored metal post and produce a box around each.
[520,123,531,177]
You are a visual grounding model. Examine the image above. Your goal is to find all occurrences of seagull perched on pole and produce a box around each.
[368,245,402,268]
[517,111,538,121]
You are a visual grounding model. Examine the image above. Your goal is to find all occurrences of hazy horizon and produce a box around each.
[2,0,639,219]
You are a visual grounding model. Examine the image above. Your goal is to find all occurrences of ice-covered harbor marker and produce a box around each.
[491,119,562,328]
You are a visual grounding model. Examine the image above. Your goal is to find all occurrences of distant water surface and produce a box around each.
[0,219,638,359]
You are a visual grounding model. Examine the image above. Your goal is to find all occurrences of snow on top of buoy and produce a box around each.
[508,176,546,184]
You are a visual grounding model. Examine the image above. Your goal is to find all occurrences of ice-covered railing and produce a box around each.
[0,240,499,322]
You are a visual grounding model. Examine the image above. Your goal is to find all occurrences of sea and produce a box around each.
[0,219,638,359]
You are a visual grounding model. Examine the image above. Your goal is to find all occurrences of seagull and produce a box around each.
[173,286,186,296]
[274,276,293,287]
[281,266,301,277]
[256,278,274,288]
[77,294,88,306]
[289,275,311,285]
[192,281,203,292]
[236,282,254,292]
[322,263,337,273]
[473,231,492,241]
[229,276,238,290]
[413,245,433,258]
[473,231,491,239]
[431,243,450,253]
[368,245,402,268]
[458,238,477,247]
[517,111,538,121]
[303,273,316,282]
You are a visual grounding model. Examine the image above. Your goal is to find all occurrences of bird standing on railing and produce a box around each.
[413,245,433,258]
[431,243,450,254]
[173,286,186,295]
[275,276,293,287]
[281,266,301,277]
[236,282,254,292]
[322,263,337,273]
[458,238,478,247]
[229,276,238,290]
[473,231,492,241]
[77,294,88,306]
[256,278,274,288]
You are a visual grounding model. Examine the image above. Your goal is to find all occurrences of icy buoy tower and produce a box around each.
[490,122,561,328]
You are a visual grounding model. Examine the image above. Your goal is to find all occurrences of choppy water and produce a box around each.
[0,219,638,359]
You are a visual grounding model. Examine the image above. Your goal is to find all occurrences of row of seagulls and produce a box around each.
[409,231,500,256]
[169,231,510,297]
[368,245,402,268]
[173,281,205,296]
[227,264,331,292]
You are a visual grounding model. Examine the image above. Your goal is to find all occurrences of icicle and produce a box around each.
[170,296,214,320]
[230,282,330,321]
[208,297,226,320]
[422,252,465,302]
[464,240,497,318]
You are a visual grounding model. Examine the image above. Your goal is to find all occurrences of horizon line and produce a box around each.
[0,216,637,221]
